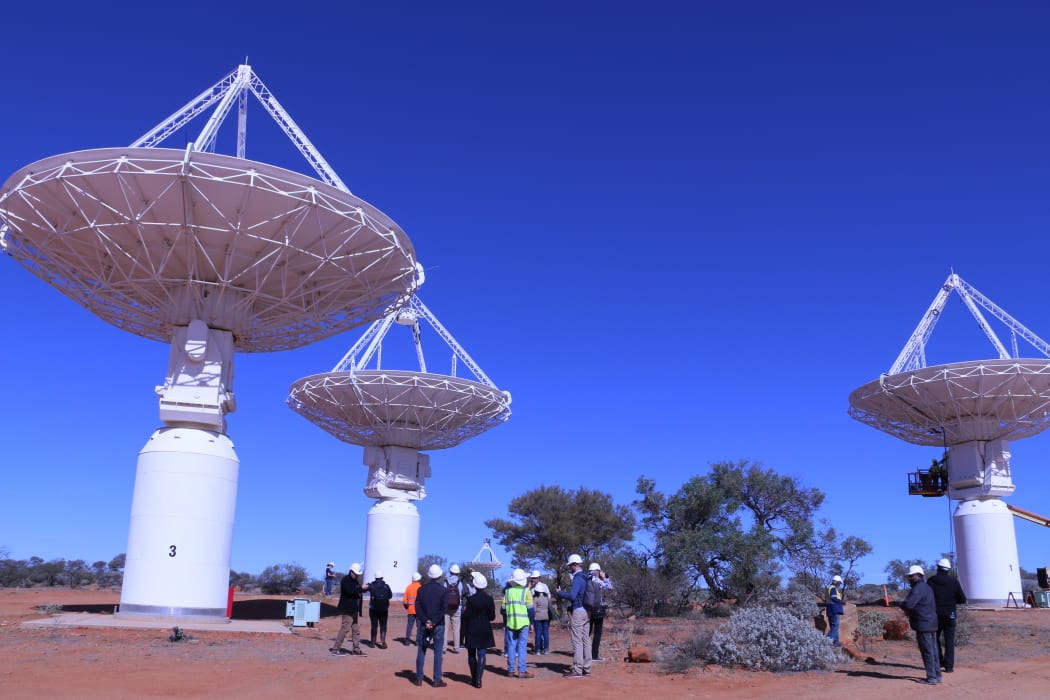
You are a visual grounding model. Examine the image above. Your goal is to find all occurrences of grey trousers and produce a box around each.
[569,607,592,674]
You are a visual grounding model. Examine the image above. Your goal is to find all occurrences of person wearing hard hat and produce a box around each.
[462,571,496,688]
[901,564,941,686]
[445,563,465,654]
[367,570,393,649]
[413,564,449,687]
[323,562,337,596]
[556,553,591,678]
[330,562,370,656]
[927,558,967,673]
[529,570,552,655]
[588,563,613,661]
[502,568,534,678]
[402,571,423,646]
[824,574,845,646]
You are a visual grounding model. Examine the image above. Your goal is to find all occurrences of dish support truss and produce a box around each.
[890,272,1050,375]
[132,64,348,193]
[333,295,500,387]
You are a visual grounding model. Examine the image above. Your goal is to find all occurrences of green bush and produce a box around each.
[711,606,839,671]
[856,609,890,650]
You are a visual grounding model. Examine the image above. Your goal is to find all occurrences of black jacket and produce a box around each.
[338,573,365,616]
[368,579,393,612]
[927,571,967,616]
[415,580,449,627]
[462,590,496,649]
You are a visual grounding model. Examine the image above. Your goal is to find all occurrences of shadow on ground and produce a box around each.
[45,599,342,621]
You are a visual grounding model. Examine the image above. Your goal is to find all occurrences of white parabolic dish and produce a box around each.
[848,358,1050,446]
[0,147,418,351]
[288,369,512,450]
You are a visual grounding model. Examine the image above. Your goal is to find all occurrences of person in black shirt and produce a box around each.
[330,562,370,656]
[368,570,393,649]
[926,558,967,673]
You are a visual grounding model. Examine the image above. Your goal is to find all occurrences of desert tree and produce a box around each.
[636,460,864,604]
[485,485,635,585]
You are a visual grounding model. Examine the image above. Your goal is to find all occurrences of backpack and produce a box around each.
[582,575,603,613]
[370,581,392,611]
[446,581,461,611]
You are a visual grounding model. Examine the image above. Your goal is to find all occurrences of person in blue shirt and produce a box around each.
[556,554,592,678]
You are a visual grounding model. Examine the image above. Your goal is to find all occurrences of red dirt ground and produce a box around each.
[2,588,1048,698]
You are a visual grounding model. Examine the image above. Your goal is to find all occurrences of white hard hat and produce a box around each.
[937,558,952,570]
[427,564,443,579]
[327,562,335,567]
[589,563,602,572]
[411,572,422,581]
[530,570,542,579]
[907,565,925,577]
[472,571,488,589]
[566,554,583,566]
[449,563,461,574]
[511,568,528,586]
[350,562,363,575]
[831,575,842,583]
[374,570,383,579]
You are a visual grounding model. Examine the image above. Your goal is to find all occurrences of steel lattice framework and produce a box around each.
[288,294,511,450]
[288,369,511,450]
[0,64,419,352]
[848,359,1050,446]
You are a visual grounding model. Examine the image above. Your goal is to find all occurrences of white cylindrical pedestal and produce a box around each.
[954,497,1021,605]
[119,427,239,618]
[364,499,420,597]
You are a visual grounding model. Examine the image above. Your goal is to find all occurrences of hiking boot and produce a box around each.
[519,671,534,678]
[433,680,448,688]
[351,650,367,657]
[562,671,584,679]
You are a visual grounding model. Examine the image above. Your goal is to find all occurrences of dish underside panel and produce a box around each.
[289,370,511,450]
[848,359,1050,445]
[0,148,417,351]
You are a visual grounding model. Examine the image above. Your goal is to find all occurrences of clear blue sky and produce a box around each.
[2,2,1049,586]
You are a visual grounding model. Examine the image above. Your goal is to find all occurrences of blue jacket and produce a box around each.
[557,570,591,610]
[901,579,938,632]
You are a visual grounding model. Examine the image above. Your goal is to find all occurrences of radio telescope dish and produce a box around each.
[0,64,421,619]
[289,369,511,450]
[848,359,1050,446]
[849,273,1050,605]
[288,294,510,592]
[468,538,503,581]
[0,147,417,352]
